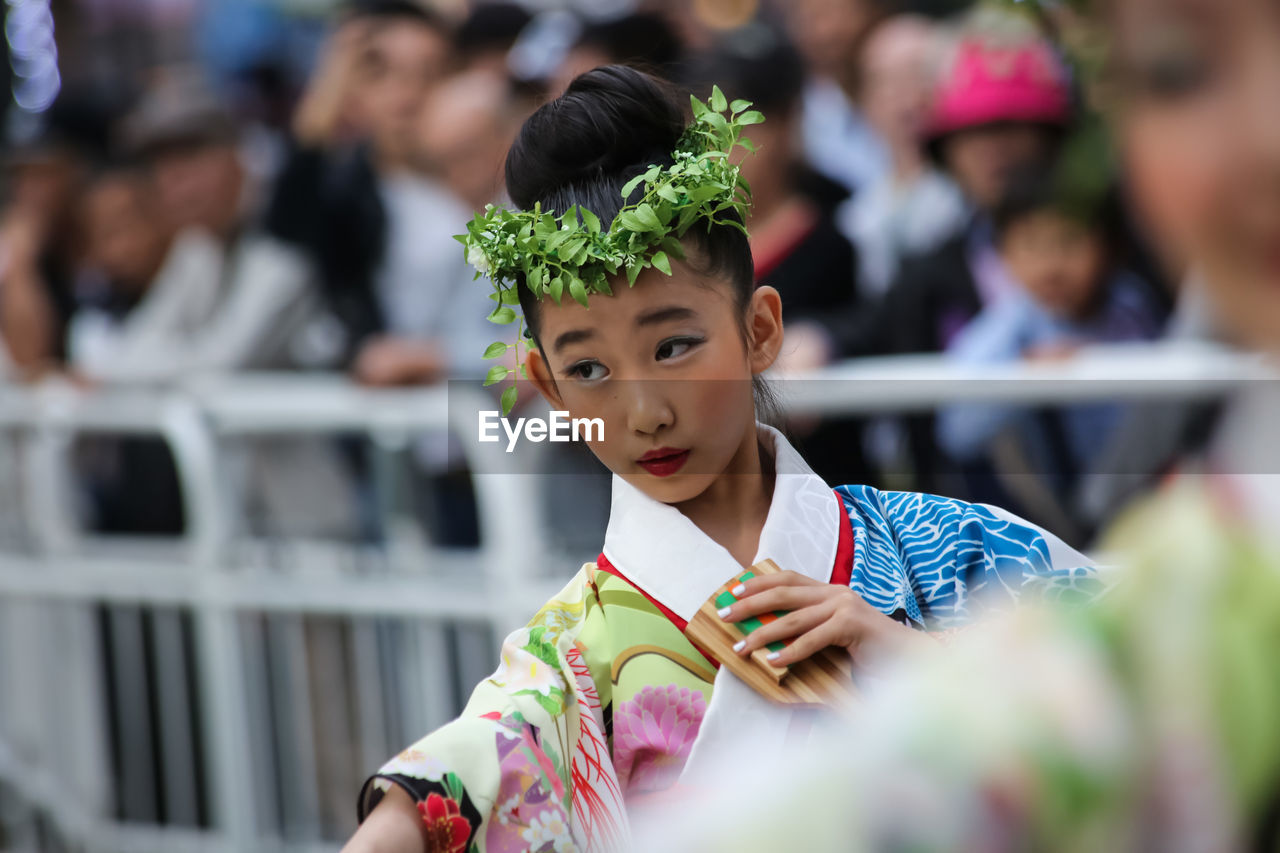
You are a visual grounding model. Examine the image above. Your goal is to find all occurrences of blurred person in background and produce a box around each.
[342,61,516,387]
[936,165,1165,538]
[684,25,859,329]
[265,0,457,378]
[415,68,524,215]
[1098,0,1280,538]
[455,2,532,76]
[67,73,320,382]
[784,0,892,199]
[548,11,685,97]
[882,15,1073,355]
[67,164,187,533]
[816,14,1077,497]
[793,13,1075,364]
[838,13,967,298]
[0,91,114,376]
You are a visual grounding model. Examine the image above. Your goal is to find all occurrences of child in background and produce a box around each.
[937,168,1166,497]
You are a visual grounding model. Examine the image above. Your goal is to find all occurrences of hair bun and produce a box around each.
[505,65,686,213]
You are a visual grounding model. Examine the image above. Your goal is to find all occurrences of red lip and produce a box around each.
[636,447,690,477]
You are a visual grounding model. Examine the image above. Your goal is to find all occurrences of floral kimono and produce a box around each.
[357,425,1097,853]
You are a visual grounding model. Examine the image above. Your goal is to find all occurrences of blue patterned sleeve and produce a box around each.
[835,484,1100,630]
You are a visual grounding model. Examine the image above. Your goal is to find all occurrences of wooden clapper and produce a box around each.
[685,559,857,712]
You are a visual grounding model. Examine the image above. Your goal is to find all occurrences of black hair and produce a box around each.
[457,3,532,57]
[574,13,684,81]
[504,65,778,421]
[505,65,755,339]
[343,0,451,35]
[680,24,806,116]
[992,165,1119,252]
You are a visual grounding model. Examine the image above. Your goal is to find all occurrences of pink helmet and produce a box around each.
[925,38,1072,140]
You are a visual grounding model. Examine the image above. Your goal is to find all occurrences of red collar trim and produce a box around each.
[595,489,855,669]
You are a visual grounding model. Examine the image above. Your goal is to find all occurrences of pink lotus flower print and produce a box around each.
[613,685,706,794]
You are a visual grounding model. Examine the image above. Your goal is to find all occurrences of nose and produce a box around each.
[623,379,675,437]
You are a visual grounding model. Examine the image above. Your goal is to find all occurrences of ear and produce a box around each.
[525,347,565,409]
[746,285,784,375]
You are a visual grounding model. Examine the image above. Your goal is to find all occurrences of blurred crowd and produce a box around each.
[0,0,1221,547]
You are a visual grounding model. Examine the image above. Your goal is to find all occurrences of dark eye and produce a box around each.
[1123,27,1217,100]
[567,360,608,381]
[1139,54,1214,98]
[656,337,703,361]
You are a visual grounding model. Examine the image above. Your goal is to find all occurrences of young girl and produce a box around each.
[341,65,1094,853]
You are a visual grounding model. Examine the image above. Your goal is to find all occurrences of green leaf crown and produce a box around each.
[456,85,763,415]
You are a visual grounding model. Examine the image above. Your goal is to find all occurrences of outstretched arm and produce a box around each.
[341,783,425,853]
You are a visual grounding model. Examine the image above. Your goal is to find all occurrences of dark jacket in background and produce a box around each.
[264,142,386,365]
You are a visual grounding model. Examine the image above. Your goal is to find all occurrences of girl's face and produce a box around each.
[527,263,783,506]
[1111,0,1280,350]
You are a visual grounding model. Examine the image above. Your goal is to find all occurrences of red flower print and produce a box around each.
[417,793,472,853]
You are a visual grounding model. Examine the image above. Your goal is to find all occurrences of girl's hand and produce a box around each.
[719,570,924,670]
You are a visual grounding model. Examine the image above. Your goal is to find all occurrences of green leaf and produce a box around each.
[483,342,508,359]
[500,287,520,305]
[626,261,643,286]
[579,207,601,234]
[483,365,510,386]
[738,110,765,126]
[690,94,708,118]
[545,229,572,253]
[569,278,589,307]
[730,98,751,114]
[651,251,672,276]
[655,183,679,203]
[686,184,725,203]
[711,85,727,113]
[490,306,516,325]
[620,173,646,199]
[617,211,645,232]
[549,276,564,304]
[634,203,662,230]
[500,385,518,417]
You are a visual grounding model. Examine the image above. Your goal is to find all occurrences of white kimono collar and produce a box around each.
[601,423,842,622]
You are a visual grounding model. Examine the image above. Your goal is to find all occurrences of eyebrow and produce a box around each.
[551,305,699,354]
[636,305,697,327]
[552,328,595,354]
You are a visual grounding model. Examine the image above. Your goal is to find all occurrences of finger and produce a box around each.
[735,605,829,656]
[721,583,832,622]
[763,621,844,668]
[729,570,822,599]
[720,585,830,625]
